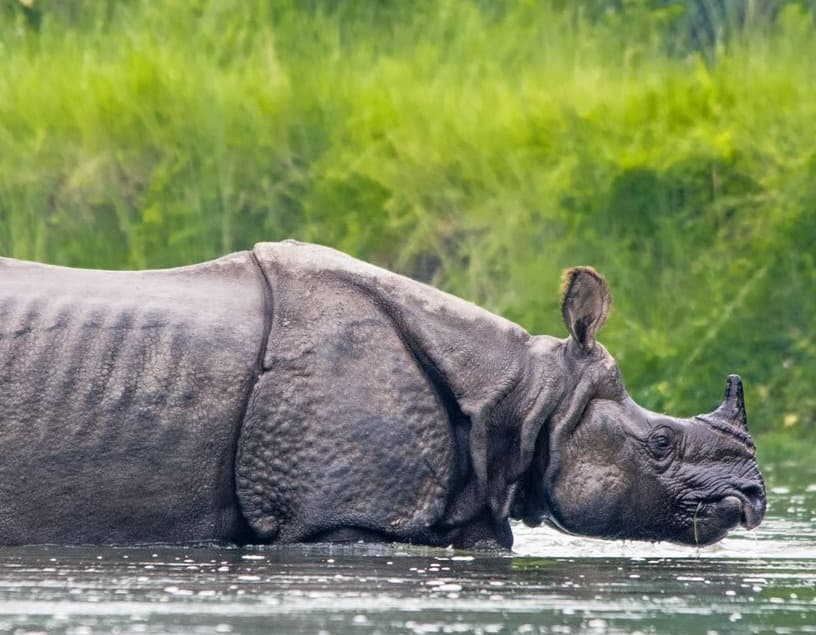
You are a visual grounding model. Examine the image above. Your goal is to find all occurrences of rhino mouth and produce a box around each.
[691,490,765,545]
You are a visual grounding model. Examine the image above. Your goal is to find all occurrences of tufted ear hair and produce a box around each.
[560,266,611,352]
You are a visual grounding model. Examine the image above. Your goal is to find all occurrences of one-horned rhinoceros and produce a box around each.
[0,240,765,548]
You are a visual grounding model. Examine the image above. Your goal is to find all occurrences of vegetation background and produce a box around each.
[1,0,813,455]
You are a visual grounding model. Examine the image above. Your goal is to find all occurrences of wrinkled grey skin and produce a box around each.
[0,240,765,548]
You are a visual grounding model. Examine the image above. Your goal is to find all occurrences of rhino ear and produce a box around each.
[560,266,611,352]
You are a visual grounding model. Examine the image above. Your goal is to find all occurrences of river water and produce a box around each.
[0,458,813,634]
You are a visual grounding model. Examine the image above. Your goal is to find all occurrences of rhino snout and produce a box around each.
[696,481,765,545]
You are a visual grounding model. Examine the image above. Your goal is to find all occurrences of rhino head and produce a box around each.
[512,267,766,546]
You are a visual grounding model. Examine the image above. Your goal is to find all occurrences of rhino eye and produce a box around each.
[648,428,675,459]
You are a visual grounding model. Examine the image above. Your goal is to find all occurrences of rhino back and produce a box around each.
[0,252,268,544]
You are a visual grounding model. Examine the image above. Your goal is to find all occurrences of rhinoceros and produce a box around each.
[0,240,765,548]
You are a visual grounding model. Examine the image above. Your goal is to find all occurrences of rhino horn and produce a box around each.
[706,374,748,430]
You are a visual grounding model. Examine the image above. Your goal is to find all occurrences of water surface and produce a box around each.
[1,459,813,634]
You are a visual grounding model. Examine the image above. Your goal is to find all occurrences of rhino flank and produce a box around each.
[0,240,765,548]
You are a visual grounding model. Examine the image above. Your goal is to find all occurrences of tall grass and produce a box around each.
[0,0,814,437]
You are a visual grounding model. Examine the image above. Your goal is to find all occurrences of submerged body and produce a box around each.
[0,241,766,548]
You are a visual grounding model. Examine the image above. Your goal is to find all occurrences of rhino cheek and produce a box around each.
[549,462,633,538]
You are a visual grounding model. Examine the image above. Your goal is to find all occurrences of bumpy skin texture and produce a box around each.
[0,252,267,544]
[237,243,537,547]
[0,241,766,548]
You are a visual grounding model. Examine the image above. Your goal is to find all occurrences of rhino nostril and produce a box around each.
[741,484,764,504]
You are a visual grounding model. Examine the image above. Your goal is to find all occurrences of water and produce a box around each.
[1,459,814,634]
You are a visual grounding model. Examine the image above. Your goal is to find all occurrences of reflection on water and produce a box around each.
[0,459,814,634]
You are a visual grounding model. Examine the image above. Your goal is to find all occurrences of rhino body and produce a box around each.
[0,241,766,548]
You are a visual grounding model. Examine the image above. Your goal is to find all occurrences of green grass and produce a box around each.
[0,0,814,438]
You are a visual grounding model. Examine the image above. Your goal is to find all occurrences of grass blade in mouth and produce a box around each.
[693,502,704,546]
